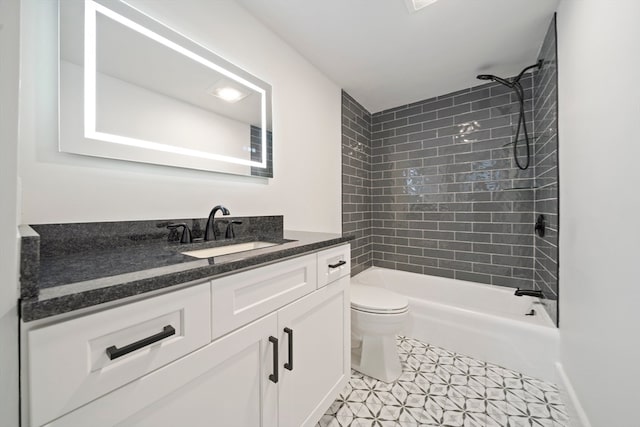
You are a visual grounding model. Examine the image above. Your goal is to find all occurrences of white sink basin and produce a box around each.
[181,241,279,258]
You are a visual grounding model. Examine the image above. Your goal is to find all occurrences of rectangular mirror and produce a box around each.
[59,0,273,177]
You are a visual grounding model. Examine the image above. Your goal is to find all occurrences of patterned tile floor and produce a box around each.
[318,336,568,427]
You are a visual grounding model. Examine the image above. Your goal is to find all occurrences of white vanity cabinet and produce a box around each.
[46,311,280,427]
[23,282,213,427]
[22,244,351,427]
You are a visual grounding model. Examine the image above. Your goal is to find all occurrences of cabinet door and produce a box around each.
[277,276,350,427]
[48,313,278,427]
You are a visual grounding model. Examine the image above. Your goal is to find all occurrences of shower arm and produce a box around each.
[513,59,543,84]
[483,60,543,88]
[492,75,514,88]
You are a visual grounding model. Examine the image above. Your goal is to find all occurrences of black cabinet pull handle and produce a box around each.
[106,325,175,360]
[284,327,293,371]
[269,336,279,383]
[328,260,346,269]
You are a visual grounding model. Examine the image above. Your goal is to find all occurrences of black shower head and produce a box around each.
[477,61,543,87]
[476,74,514,88]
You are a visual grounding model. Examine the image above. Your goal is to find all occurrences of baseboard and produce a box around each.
[555,362,592,427]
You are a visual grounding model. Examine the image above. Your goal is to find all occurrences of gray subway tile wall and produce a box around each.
[368,75,536,288]
[533,15,559,324]
[342,32,558,298]
[342,91,373,275]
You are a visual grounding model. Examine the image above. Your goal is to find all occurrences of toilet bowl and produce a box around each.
[350,283,409,382]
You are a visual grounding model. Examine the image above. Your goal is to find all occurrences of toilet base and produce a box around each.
[351,334,402,383]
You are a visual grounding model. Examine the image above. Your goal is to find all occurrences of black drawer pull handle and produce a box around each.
[269,336,279,383]
[328,260,346,269]
[284,327,293,371]
[106,325,176,360]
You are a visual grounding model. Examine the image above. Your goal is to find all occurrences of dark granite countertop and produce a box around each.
[19,217,352,322]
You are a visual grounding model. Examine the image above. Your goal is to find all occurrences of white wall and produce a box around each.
[19,0,342,231]
[0,0,21,425]
[557,0,640,425]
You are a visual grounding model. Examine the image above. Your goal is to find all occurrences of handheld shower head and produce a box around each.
[476,74,513,88]
[473,60,544,171]
[477,60,543,87]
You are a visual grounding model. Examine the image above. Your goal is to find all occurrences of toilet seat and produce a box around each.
[350,283,409,314]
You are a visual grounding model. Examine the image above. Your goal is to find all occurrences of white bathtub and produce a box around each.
[351,267,560,382]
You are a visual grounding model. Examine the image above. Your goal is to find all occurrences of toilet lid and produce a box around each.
[350,283,409,314]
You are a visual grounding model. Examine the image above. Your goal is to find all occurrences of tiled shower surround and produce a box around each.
[368,77,536,288]
[342,92,373,276]
[343,75,544,289]
[534,16,559,324]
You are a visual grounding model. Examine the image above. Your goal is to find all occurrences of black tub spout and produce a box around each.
[514,288,544,298]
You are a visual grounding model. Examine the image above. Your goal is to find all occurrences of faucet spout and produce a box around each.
[204,205,230,241]
[514,288,544,298]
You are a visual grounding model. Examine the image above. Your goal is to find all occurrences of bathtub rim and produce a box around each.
[351,266,557,329]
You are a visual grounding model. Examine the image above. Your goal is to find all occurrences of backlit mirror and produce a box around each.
[59,0,273,177]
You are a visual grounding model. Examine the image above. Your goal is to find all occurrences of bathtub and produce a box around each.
[351,267,559,382]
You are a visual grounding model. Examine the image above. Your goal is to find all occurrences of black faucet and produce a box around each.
[204,205,230,241]
[514,288,544,298]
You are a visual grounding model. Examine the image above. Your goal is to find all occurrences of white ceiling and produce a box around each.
[238,0,559,113]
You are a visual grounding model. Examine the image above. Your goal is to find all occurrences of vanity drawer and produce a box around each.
[26,282,211,427]
[317,244,351,288]
[211,253,317,339]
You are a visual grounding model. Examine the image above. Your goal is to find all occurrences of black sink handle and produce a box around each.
[167,223,192,244]
[225,220,243,239]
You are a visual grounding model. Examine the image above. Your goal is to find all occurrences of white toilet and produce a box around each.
[350,283,409,382]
